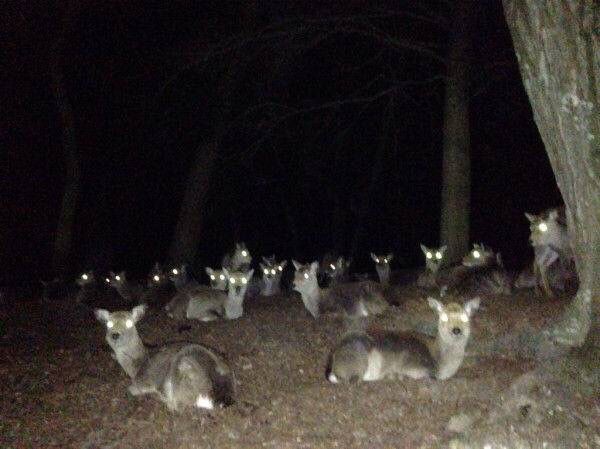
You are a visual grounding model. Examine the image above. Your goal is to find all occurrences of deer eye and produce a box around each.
[538,222,548,232]
[263,269,269,275]
[106,321,114,329]
[383,258,388,263]
[277,265,283,271]
[241,250,248,257]
[153,275,160,282]
[241,277,248,284]
[219,274,225,280]
[172,268,178,275]
[230,278,236,284]
[125,319,133,328]
[270,269,275,275]
[105,278,110,283]
[435,251,443,260]
[426,252,433,259]
[375,258,380,263]
[329,264,336,270]
[210,275,216,280]
[115,275,121,281]
[440,313,449,322]
[81,274,88,280]
[472,250,480,259]
[304,273,309,279]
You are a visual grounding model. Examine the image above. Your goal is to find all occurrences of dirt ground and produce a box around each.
[1,282,599,449]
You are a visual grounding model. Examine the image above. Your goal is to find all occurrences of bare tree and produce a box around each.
[439,0,476,265]
[50,2,83,277]
[168,2,259,265]
[503,0,599,347]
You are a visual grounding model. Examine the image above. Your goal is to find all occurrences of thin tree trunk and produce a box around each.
[439,0,475,265]
[503,0,600,347]
[349,101,392,261]
[168,140,218,264]
[50,40,81,277]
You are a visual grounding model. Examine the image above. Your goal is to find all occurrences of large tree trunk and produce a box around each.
[503,0,599,347]
[439,0,475,265]
[168,140,218,264]
[50,39,81,278]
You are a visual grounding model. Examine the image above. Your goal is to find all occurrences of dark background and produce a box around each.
[2,1,562,286]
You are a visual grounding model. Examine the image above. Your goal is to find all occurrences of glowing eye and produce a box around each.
[460,313,469,323]
[330,264,336,270]
[472,250,481,259]
[230,278,236,284]
[263,269,269,275]
[241,277,248,284]
[271,269,276,275]
[304,273,309,279]
[106,321,114,329]
[124,319,133,328]
[81,274,88,280]
[426,252,433,259]
[105,278,110,283]
[383,258,388,263]
[172,268,178,275]
[375,258,380,263]
[538,222,548,232]
[241,250,248,257]
[115,275,121,281]
[435,251,443,260]
[153,275,160,282]
[219,274,225,280]
[440,313,449,322]
[210,274,216,280]
[277,265,283,271]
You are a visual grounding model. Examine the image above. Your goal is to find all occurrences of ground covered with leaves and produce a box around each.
[1,281,599,449]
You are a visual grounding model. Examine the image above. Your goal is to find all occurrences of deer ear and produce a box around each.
[427,297,444,314]
[222,268,230,277]
[548,209,559,220]
[387,253,394,260]
[420,244,427,253]
[464,297,481,316]
[247,268,254,278]
[205,267,213,275]
[131,304,147,322]
[524,212,535,222]
[94,309,110,323]
[439,245,447,252]
[310,261,320,273]
[292,260,302,270]
[370,252,377,261]
[280,260,287,268]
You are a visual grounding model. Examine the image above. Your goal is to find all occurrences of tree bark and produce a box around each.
[439,0,475,265]
[168,2,258,265]
[50,39,81,277]
[168,140,218,264]
[503,0,600,347]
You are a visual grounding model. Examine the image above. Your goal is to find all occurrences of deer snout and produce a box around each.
[110,332,121,340]
[452,327,462,336]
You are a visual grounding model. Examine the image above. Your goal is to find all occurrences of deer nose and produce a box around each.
[452,327,462,336]
[111,332,121,340]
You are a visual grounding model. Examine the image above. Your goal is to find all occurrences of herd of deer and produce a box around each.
[59,206,575,412]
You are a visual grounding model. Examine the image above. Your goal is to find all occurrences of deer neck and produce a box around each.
[433,333,468,380]
[376,265,390,285]
[113,333,148,379]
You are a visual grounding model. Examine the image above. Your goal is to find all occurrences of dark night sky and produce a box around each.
[3,1,562,286]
